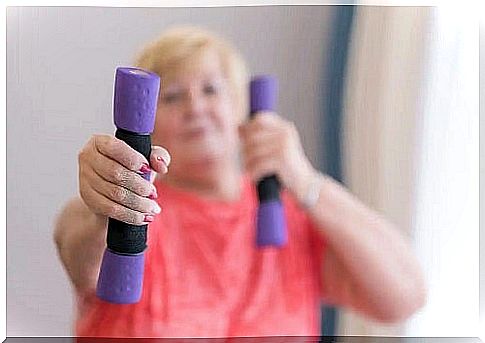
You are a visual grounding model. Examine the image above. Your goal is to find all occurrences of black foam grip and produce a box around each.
[257,175,281,203]
[106,128,151,255]
[115,129,151,160]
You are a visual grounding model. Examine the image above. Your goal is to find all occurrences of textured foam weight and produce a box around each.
[107,219,148,254]
[96,249,145,304]
[113,67,160,134]
[256,200,287,247]
[250,75,278,114]
[97,67,159,304]
[250,75,287,248]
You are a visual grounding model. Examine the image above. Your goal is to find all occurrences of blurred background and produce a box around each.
[6,4,480,338]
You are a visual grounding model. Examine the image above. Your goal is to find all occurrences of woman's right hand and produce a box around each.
[78,134,171,226]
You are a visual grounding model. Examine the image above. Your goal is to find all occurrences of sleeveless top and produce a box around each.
[75,176,327,337]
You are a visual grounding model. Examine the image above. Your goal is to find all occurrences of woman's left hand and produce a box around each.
[238,112,318,203]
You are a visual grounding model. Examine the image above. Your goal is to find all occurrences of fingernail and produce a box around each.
[144,215,155,223]
[148,188,158,199]
[156,155,168,166]
[139,163,151,174]
[152,203,161,214]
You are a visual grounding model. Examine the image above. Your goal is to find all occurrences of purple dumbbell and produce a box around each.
[250,75,287,247]
[96,67,160,304]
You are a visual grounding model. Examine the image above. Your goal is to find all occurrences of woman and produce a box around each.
[54,26,427,337]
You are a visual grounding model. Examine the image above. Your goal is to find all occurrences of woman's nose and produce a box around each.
[184,90,206,118]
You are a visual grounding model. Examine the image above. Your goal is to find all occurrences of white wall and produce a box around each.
[342,5,480,337]
[6,6,334,336]
[480,16,485,342]
[405,7,480,337]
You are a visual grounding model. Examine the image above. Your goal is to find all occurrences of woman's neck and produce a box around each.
[160,161,243,201]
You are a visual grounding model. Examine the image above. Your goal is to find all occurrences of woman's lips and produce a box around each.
[182,128,208,139]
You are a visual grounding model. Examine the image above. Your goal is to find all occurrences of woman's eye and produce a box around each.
[161,93,182,103]
[203,84,218,95]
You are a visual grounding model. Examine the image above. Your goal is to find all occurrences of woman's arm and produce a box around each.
[239,113,427,323]
[306,173,427,323]
[54,136,170,297]
[53,197,107,296]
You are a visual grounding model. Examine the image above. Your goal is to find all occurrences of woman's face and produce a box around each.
[152,48,241,178]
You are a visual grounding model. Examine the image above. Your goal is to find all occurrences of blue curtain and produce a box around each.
[319,5,356,337]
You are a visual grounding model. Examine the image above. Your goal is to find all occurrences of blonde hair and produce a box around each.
[133,26,249,120]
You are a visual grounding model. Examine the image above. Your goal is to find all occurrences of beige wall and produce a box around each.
[341,6,432,336]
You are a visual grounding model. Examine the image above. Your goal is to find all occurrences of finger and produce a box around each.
[250,112,281,129]
[81,181,154,226]
[150,146,171,174]
[93,134,151,173]
[86,150,155,197]
[252,111,278,120]
[243,143,281,171]
[241,115,285,142]
[241,130,281,154]
[246,158,281,183]
[84,166,161,215]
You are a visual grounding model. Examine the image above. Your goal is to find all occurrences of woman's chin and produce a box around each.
[173,138,237,174]
[180,142,227,167]
[186,153,224,171]
[167,153,221,173]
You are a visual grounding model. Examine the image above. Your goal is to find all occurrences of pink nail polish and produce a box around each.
[144,215,155,223]
[148,189,158,200]
[139,163,151,174]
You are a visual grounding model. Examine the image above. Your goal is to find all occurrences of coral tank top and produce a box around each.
[75,175,327,338]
